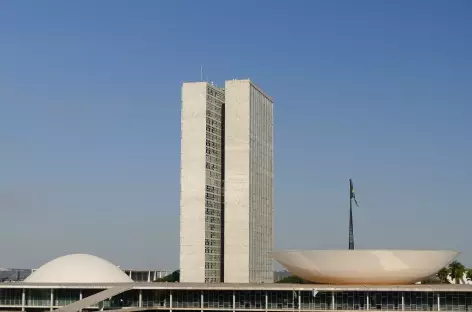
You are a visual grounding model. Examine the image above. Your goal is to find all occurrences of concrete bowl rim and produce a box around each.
[271,249,460,254]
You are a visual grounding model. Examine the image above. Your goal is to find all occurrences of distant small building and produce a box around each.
[0,269,32,282]
[122,269,174,282]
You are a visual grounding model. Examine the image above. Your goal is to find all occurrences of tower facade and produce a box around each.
[224,80,274,283]
[180,82,225,283]
[180,79,273,283]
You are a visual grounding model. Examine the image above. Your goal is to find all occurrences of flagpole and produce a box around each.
[349,179,355,250]
[349,200,354,250]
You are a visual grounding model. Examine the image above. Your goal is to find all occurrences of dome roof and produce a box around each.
[24,254,133,283]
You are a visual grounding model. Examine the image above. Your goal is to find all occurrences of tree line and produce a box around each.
[422,261,472,284]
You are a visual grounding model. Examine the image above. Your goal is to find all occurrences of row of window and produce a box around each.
[208,170,221,180]
[205,238,221,247]
[207,96,225,107]
[205,199,223,211]
[206,185,222,195]
[206,109,222,120]
[206,133,221,145]
[206,147,222,158]
[207,87,224,100]
[206,230,221,239]
[205,200,222,209]
[205,254,221,262]
[207,102,223,115]
[206,116,221,128]
[205,215,221,224]
[205,268,220,277]
[205,193,221,202]
[206,123,222,134]
[16,290,472,309]
[207,135,222,146]
[206,223,220,231]
[206,154,221,165]
[205,140,221,150]
[205,262,221,269]
[205,208,221,217]
[205,162,221,172]
[207,94,224,103]
[205,197,222,206]
[205,246,220,254]
[206,177,222,188]
[207,88,224,102]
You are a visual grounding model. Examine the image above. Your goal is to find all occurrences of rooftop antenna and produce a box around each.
[200,65,203,82]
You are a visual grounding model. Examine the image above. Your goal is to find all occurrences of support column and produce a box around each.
[79,289,83,312]
[201,290,204,311]
[298,291,301,311]
[21,288,25,312]
[437,293,440,311]
[139,289,142,308]
[265,291,268,312]
[233,290,236,312]
[332,292,335,310]
[169,289,173,312]
[50,288,54,311]
[147,271,151,283]
[366,293,370,310]
[401,292,405,311]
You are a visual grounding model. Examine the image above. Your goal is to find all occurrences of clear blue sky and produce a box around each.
[1,0,471,269]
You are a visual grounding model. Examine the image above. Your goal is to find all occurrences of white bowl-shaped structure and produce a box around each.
[24,254,133,284]
[271,250,459,285]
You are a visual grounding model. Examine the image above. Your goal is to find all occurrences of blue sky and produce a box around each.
[1,0,471,269]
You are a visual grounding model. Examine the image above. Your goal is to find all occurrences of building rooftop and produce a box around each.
[2,282,472,292]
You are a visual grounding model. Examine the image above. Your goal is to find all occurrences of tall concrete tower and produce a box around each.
[180,82,225,283]
[224,79,274,283]
[180,79,273,283]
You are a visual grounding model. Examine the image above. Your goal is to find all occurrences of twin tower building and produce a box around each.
[180,79,274,283]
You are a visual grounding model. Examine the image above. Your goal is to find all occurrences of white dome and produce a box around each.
[24,254,133,283]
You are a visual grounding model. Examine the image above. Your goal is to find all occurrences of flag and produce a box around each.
[350,179,359,207]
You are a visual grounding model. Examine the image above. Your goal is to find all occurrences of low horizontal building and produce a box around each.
[1,282,472,311]
[1,254,471,312]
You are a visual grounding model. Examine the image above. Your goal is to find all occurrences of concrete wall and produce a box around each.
[224,80,251,283]
[180,82,208,283]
